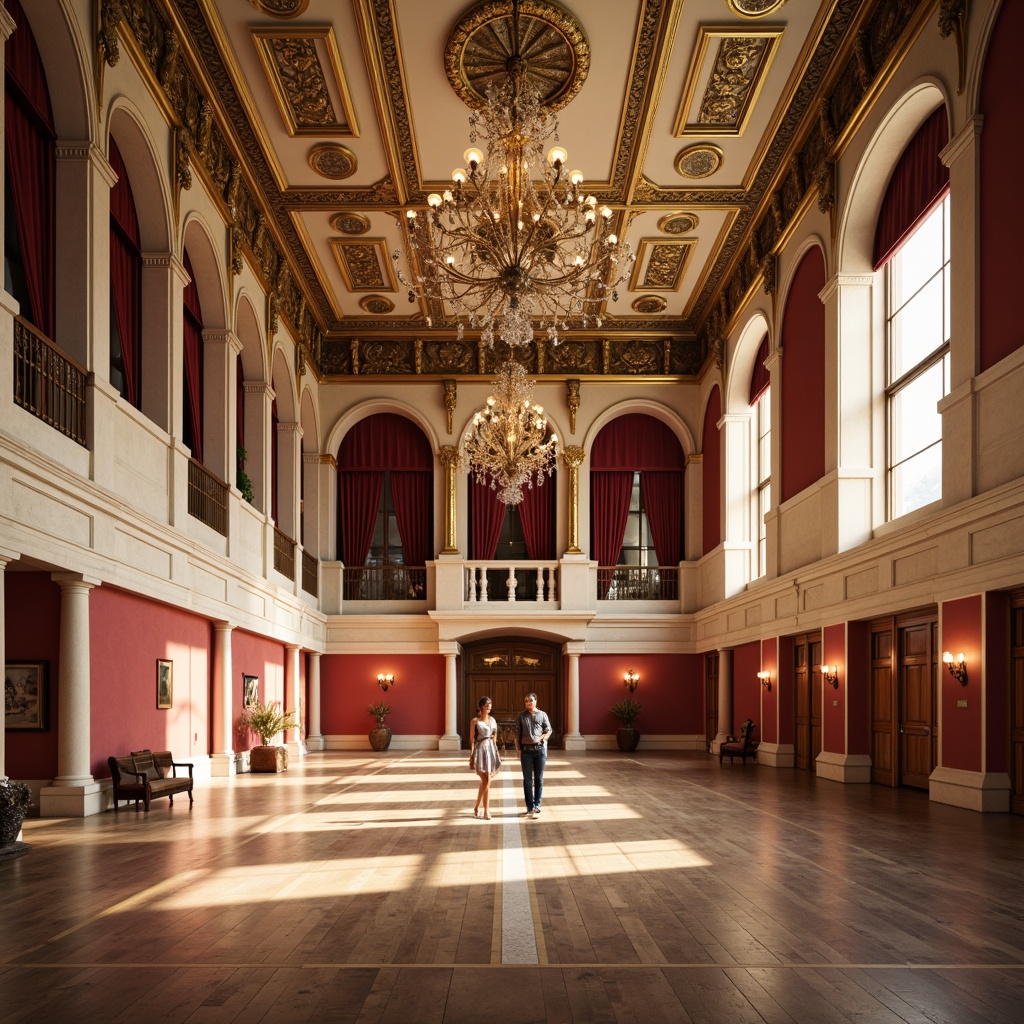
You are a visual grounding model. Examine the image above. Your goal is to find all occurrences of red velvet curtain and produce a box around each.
[873,106,950,269]
[519,475,555,560]
[339,471,382,567]
[182,253,203,464]
[641,472,682,567]
[470,477,505,560]
[4,0,55,337]
[391,471,431,568]
[591,413,685,470]
[748,333,770,406]
[591,472,633,597]
[109,139,141,407]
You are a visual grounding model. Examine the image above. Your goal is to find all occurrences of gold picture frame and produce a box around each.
[243,674,259,709]
[5,661,47,730]
[157,659,173,709]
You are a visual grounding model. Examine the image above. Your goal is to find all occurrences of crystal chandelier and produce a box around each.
[461,361,559,504]
[394,4,634,349]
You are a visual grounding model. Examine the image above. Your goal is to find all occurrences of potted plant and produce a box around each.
[368,701,393,751]
[236,446,254,504]
[609,698,642,753]
[242,699,299,772]
[0,778,32,850]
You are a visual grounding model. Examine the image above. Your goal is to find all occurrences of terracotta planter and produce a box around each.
[369,725,392,751]
[615,727,640,753]
[250,745,289,772]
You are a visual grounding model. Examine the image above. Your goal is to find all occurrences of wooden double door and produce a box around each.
[1011,598,1024,815]
[793,633,822,772]
[462,638,562,751]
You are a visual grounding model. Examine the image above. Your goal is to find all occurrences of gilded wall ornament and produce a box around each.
[632,295,668,314]
[674,144,724,178]
[444,0,590,112]
[566,379,580,435]
[725,0,787,16]
[443,379,457,435]
[308,143,357,179]
[658,212,700,235]
[359,295,395,314]
[330,212,370,235]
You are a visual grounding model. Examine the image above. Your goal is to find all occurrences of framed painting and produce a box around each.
[157,659,173,709]
[5,662,47,730]
[243,674,259,709]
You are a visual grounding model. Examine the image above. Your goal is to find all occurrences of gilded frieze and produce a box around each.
[422,341,477,376]
[611,340,663,375]
[330,239,395,292]
[359,341,416,376]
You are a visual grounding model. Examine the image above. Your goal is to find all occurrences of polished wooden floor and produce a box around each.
[3,750,1024,1023]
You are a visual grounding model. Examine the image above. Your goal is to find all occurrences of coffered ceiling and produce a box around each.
[113,0,933,378]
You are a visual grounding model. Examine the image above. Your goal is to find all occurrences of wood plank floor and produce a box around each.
[3,750,1024,1023]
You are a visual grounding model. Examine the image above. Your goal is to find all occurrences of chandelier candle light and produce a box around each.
[461,361,559,504]
[394,4,634,349]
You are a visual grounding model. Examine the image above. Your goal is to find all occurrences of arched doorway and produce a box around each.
[462,638,563,750]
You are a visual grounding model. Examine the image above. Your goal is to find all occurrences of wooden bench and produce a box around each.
[108,749,194,811]
[719,719,758,764]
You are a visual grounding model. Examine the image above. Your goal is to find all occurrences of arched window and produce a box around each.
[591,414,684,599]
[874,107,950,519]
[749,333,770,577]
[338,414,433,600]
[4,0,55,337]
[109,138,141,407]
[182,251,204,463]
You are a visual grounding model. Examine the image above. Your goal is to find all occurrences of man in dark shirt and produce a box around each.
[515,692,551,819]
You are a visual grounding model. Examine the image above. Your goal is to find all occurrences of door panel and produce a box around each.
[1011,603,1024,815]
[705,653,718,752]
[899,621,936,791]
[793,634,821,772]
[871,627,895,786]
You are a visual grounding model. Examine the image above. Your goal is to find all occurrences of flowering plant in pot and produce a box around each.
[609,698,642,752]
[242,699,299,772]
[368,701,393,751]
[0,778,32,847]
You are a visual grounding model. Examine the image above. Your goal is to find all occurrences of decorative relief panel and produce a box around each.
[330,212,370,235]
[658,212,700,234]
[725,0,787,16]
[251,27,359,137]
[330,239,396,292]
[632,295,667,314]
[630,240,694,292]
[359,295,395,314]
[674,26,782,137]
[249,0,309,16]
[674,144,724,178]
[308,143,357,179]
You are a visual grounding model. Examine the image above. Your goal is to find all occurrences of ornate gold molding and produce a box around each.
[438,445,461,554]
[561,445,587,555]
[443,379,457,435]
[566,379,580,435]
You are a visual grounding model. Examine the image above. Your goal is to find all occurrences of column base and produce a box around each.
[929,766,1010,812]
[815,750,871,782]
[210,752,238,777]
[305,734,325,752]
[39,780,105,817]
[438,734,462,752]
[755,742,795,768]
[711,731,732,755]
[563,733,586,751]
[285,741,307,759]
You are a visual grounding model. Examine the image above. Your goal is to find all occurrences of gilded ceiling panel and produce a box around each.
[330,239,397,293]
[630,240,695,292]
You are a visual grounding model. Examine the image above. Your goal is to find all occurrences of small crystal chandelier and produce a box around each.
[394,2,634,349]
[461,361,559,504]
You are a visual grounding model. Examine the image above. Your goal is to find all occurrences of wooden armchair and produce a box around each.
[719,719,758,764]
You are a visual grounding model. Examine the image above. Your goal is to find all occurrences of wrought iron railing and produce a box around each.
[274,527,295,580]
[13,316,87,446]
[597,565,679,601]
[301,549,318,596]
[343,565,427,601]
[187,459,228,536]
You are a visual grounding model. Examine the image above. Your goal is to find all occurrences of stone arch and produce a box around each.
[725,312,772,414]
[181,215,228,331]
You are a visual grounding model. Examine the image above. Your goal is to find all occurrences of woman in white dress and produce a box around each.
[469,696,502,818]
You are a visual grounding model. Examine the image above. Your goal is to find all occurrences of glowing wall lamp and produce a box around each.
[757,670,772,692]
[377,673,395,692]
[624,669,640,693]
[942,651,968,685]
[820,664,839,689]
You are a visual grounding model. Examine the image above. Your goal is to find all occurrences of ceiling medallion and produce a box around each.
[725,0,787,16]
[330,212,370,235]
[360,295,396,314]
[658,212,699,235]
[674,144,724,179]
[248,0,309,17]
[444,0,590,112]
[308,143,357,179]
[632,295,667,314]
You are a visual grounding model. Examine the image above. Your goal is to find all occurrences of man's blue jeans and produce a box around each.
[521,746,547,811]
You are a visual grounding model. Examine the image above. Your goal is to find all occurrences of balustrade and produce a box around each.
[13,317,87,446]
[464,562,559,604]
[187,458,228,536]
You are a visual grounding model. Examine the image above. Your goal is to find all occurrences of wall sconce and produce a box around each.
[624,669,639,693]
[757,670,772,692]
[942,651,968,685]
[377,673,395,692]
[820,664,839,689]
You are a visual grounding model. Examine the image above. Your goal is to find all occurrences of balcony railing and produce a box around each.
[301,549,318,596]
[274,527,295,580]
[465,562,559,604]
[187,459,228,536]
[343,565,426,601]
[13,316,87,446]
[598,565,678,601]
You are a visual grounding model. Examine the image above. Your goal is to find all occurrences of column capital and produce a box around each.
[50,572,101,589]
[438,444,460,469]
[560,445,586,469]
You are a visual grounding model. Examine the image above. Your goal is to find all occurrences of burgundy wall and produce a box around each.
[940,595,982,772]
[319,653,445,737]
[979,1,1024,371]
[822,622,846,754]
[984,591,1008,775]
[776,635,795,746]
[780,247,826,503]
[731,641,761,737]
[846,620,871,756]
[701,385,722,555]
[233,629,287,752]
[759,637,778,744]
[90,587,211,778]
[579,653,703,737]
[4,572,60,779]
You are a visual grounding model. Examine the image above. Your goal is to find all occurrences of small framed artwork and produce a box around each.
[157,659,173,709]
[5,662,47,730]
[243,674,259,709]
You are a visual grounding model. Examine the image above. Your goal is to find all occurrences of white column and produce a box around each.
[276,420,302,541]
[244,382,273,515]
[306,652,324,751]
[712,648,734,754]
[285,644,305,756]
[202,330,239,484]
[563,642,585,751]
[438,642,461,751]
[39,575,104,817]
[211,622,236,776]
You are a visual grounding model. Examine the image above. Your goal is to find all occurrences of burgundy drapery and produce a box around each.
[391,471,431,568]
[519,476,554,560]
[182,253,204,464]
[640,472,682,567]
[470,478,506,560]
[4,0,55,338]
[591,472,633,597]
[109,139,141,407]
[873,106,950,269]
[339,471,382,567]
[748,333,770,406]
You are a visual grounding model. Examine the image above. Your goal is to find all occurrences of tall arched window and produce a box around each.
[338,414,433,600]
[182,251,204,463]
[109,138,141,407]
[874,107,950,519]
[749,333,770,577]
